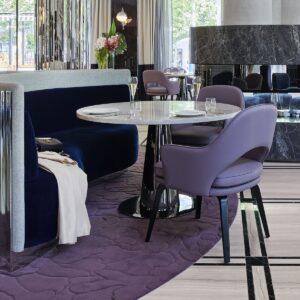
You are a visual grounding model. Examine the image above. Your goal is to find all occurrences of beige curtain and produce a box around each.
[91,0,112,64]
[138,0,156,65]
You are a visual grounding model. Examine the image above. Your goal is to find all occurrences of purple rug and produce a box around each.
[0,150,238,300]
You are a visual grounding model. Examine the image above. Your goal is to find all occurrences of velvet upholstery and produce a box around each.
[272,73,290,90]
[24,84,139,247]
[146,105,277,261]
[25,168,59,248]
[212,71,233,85]
[172,85,244,146]
[49,124,138,181]
[24,112,59,248]
[25,85,130,135]
[245,73,263,90]
[160,105,277,196]
[143,70,180,97]
[24,111,38,181]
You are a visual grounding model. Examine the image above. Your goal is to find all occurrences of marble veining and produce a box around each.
[191,25,300,65]
[268,121,300,162]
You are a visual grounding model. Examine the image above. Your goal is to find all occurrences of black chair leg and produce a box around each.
[195,196,202,219]
[145,184,165,242]
[240,191,245,200]
[251,185,270,238]
[218,196,230,264]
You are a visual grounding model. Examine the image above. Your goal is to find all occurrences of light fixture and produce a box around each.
[116,7,132,29]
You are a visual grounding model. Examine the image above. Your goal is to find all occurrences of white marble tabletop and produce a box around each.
[76,101,241,125]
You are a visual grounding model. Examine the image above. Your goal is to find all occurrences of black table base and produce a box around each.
[118,124,195,219]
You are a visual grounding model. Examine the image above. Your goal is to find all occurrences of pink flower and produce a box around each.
[95,37,106,50]
[107,35,120,51]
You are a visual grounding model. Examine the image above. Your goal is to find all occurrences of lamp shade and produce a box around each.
[116,8,127,23]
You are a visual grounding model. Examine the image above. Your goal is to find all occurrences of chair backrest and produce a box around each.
[143,70,169,89]
[212,71,233,85]
[245,73,263,90]
[161,105,277,196]
[197,85,245,109]
[272,73,290,90]
[232,77,248,90]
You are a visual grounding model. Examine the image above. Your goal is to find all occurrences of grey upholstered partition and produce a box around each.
[0,70,130,268]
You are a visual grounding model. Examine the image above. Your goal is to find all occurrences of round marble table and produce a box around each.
[77,101,241,218]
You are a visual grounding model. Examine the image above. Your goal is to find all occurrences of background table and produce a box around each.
[77,101,241,218]
[164,73,194,99]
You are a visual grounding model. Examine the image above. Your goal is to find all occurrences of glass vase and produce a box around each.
[108,51,115,69]
[97,55,108,69]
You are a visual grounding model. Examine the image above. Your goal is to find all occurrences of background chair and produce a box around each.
[143,70,180,100]
[146,105,277,264]
[212,71,233,85]
[272,73,290,90]
[272,73,300,92]
[245,73,263,90]
[172,85,245,146]
[232,77,248,91]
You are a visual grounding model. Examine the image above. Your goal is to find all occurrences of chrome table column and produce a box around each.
[118,124,194,219]
[0,91,12,270]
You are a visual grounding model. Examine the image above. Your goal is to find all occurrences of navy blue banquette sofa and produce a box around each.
[0,70,139,252]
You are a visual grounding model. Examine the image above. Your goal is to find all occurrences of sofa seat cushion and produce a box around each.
[212,158,262,188]
[49,124,139,181]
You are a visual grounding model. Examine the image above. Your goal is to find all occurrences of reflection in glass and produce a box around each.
[0,1,17,71]
[36,0,91,70]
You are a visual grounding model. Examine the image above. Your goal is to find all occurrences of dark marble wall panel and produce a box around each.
[191,25,300,65]
[267,120,300,162]
[111,0,137,76]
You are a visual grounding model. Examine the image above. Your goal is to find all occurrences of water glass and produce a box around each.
[205,98,216,113]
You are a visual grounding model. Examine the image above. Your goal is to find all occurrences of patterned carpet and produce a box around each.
[0,150,238,300]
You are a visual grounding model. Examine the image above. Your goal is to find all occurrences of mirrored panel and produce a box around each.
[36,0,91,70]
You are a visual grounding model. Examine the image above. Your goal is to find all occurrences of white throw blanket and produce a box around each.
[38,151,91,244]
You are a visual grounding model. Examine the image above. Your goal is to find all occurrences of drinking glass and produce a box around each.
[129,77,138,102]
[192,76,202,100]
[205,98,216,113]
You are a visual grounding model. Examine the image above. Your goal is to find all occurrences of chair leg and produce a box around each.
[218,196,230,264]
[195,196,202,219]
[240,191,245,200]
[145,184,165,242]
[251,185,270,238]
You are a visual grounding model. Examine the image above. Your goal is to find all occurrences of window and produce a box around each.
[0,0,35,71]
[172,0,221,71]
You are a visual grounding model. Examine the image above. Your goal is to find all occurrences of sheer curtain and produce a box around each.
[154,0,172,71]
[138,0,156,65]
[91,0,111,64]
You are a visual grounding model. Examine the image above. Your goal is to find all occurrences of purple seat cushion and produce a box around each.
[212,158,262,188]
[146,86,168,95]
[172,126,222,146]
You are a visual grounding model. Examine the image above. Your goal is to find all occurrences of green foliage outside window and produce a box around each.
[172,0,217,44]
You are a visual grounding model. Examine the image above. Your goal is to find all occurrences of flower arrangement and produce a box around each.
[95,20,127,69]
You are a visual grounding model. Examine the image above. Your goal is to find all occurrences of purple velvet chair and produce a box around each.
[143,70,180,100]
[172,85,245,146]
[146,105,277,264]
